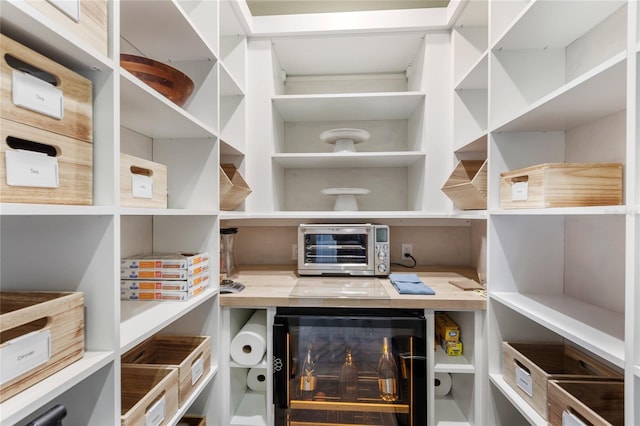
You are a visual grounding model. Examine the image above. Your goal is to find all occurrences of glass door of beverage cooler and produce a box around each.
[273,308,426,426]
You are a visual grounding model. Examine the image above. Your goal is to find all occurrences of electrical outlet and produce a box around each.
[292,244,298,260]
[401,244,413,258]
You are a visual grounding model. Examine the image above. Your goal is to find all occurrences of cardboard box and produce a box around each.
[25,0,108,56]
[442,340,463,356]
[121,365,179,426]
[0,292,84,402]
[121,263,208,280]
[435,312,460,342]
[120,285,204,301]
[441,159,487,210]
[121,271,210,292]
[500,163,623,209]
[122,335,211,406]
[121,252,209,269]
[502,342,621,419]
[1,34,93,143]
[120,153,168,209]
[0,118,92,205]
[547,379,624,426]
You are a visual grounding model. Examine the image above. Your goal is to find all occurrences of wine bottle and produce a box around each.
[339,346,358,401]
[377,337,398,402]
[299,343,317,399]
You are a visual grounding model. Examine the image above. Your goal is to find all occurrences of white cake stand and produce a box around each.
[320,128,370,153]
[321,187,370,211]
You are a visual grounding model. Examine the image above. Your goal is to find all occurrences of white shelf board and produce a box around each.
[491,292,625,368]
[488,373,546,426]
[454,53,488,90]
[0,351,114,425]
[219,212,474,227]
[120,287,218,352]
[434,346,475,374]
[167,367,217,425]
[434,396,469,426]
[492,0,625,50]
[1,0,113,72]
[119,208,219,216]
[120,0,215,62]
[490,205,627,216]
[453,134,488,154]
[230,391,267,426]
[272,92,425,122]
[0,204,115,216]
[272,152,425,169]
[492,53,626,132]
[120,72,218,139]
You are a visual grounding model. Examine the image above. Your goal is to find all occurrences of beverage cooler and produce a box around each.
[273,307,427,426]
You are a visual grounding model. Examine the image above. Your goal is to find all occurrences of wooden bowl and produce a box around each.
[120,54,194,107]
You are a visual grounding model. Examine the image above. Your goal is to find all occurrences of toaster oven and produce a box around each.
[297,224,390,276]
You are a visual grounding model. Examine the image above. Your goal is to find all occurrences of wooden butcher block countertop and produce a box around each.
[219,265,486,310]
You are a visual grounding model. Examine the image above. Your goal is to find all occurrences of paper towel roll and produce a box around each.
[247,367,267,392]
[230,310,267,366]
[434,372,452,396]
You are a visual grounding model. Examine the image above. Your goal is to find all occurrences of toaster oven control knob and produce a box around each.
[377,251,386,260]
[378,264,387,273]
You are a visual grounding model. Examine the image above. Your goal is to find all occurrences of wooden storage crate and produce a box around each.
[25,0,108,56]
[500,163,622,209]
[441,159,487,210]
[0,292,84,402]
[120,153,168,208]
[502,342,621,419]
[121,365,179,426]
[0,118,93,205]
[548,379,624,426]
[178,415,206,426]
[121,335,211,406]
[220,163,251,210]
[1,34,93,143]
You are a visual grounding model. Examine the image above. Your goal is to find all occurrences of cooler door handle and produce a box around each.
[272,322,289,409]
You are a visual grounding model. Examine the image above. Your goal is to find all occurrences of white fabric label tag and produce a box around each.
[0,329,51,385]
[13,70,64,119]
[511,181,529,201]
[192,355,204,385]
[6,150,59,188]
[562,410,588,426]
[145,396,166,426]
[515,365,533,397]
[131,174,153,199]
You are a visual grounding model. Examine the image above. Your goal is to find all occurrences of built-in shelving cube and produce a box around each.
[223,308,271,426]
[489,213,626,368]
[0,215,117,425]
[452,1,488,151]
[430,310,483,426]
[220,0,247,155]
[490,1,627,130]
[120,0,220,133]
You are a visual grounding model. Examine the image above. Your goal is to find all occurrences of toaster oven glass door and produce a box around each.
[303,232,368,265]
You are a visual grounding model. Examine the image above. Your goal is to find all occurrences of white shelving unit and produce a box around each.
[471,0,639,424]
[245,28,455,215]
[0,0,249,423]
